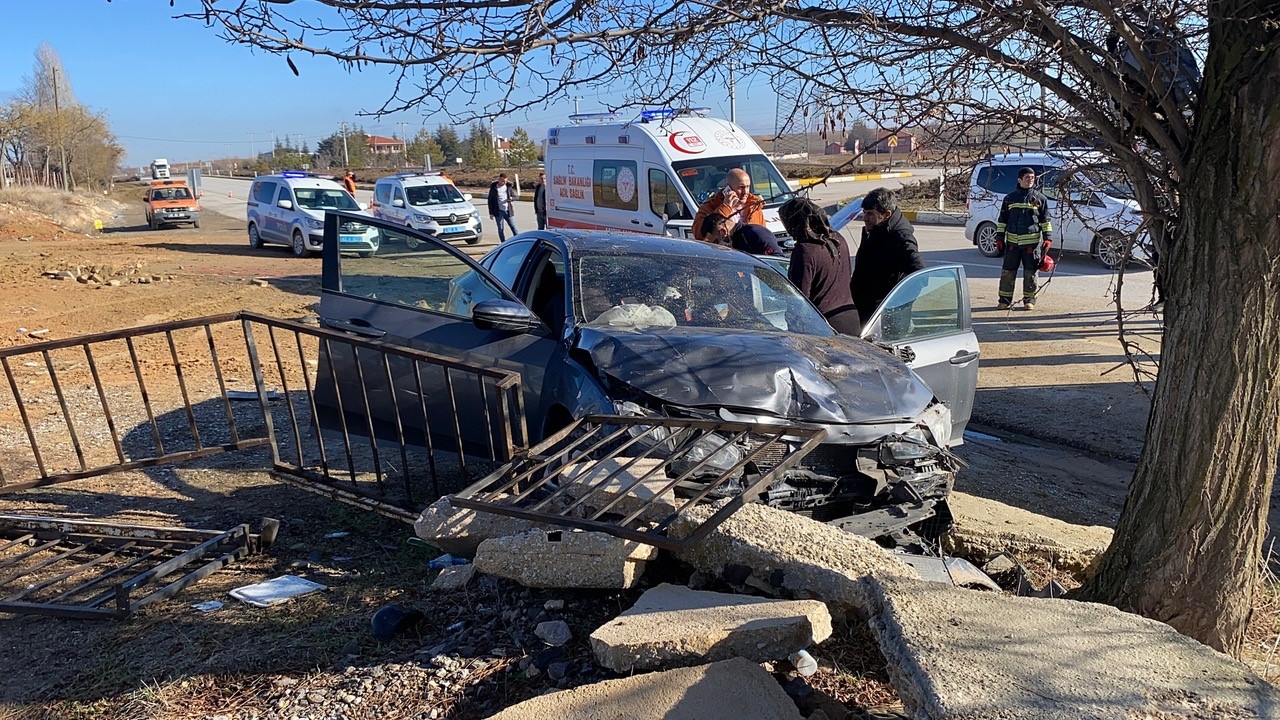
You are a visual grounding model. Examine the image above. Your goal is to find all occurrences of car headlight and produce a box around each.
[670,432,744,478]
[413,213,431,222]
[303,217,324,229]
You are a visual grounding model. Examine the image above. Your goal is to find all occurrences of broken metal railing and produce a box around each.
[0,312,526,522]
[451,415,827,551]
[0,514,275,619]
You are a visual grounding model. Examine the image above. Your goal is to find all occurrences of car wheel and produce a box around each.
[465,236,481,245]
[405,235,420,250]
[292,230,312,258]
[193,219,201,229]
[248,223,263,249]
[975,222,1001,257]
[1093,230,1129,270]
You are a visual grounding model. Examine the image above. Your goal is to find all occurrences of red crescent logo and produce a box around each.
[669,131,706,154]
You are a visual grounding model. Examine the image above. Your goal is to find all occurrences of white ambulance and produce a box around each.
[544,108,796,244]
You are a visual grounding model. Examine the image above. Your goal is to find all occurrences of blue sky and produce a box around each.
[0,1,784,168]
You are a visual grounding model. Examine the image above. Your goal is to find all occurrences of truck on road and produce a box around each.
[150,159,171,180]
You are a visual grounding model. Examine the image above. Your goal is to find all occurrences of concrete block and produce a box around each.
[668,501,915,616]
[590,583,833,672]
[485,657,803,720]
[413,497,546,558]
[474,529,658,589]
[429,564,475,593]
[559,456,677,523]
[864,573,1280,719]
[942,492,1113,576]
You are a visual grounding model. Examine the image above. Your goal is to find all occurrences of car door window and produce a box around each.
[393,188,405,208]
[865,267,965,343]
[276,186,294,206]
[486,240,536,290]
[523,249,567,334]
[253,181,277,204]
[648,169,686,218]
[336,223,508,319]
[375,184,392,205]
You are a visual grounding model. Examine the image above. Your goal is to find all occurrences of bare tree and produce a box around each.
[185,0,1280,654]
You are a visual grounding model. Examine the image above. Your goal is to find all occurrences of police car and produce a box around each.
[246,172,381,258]
[371,171,482,247]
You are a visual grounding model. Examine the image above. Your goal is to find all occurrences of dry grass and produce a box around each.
[0,186,123,234]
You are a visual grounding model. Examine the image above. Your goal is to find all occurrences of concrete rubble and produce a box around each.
[414,497,546,557]
[668,500,916,615]
[864,573,1280,719]
[484,657,804,720]
[590,583,833,672]
[942,492,1114,576]
[429,564,475,593]
[473,528,658,589]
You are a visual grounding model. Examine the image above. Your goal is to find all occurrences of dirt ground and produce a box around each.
[0,188,903,720]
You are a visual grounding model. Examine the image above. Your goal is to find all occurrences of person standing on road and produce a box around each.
[851,188,925,322]
[533,171,548,230]
[692,168,765,241]
[487,173,518,242]
[995,167,1053,310]
[779,197,861,335]
[342,171,357,195]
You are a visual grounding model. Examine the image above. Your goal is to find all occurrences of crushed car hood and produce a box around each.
[577,326,935,425]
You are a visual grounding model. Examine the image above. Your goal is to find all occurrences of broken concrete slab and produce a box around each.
[429,564,475,593]
[414,497,546,558]
[485,657,803,720]
[864,573,1280,719]
[474,529,658,589]
[668,501,915,616]
[590,583,833,672]
[559,456,677,523]
[942,491,1113,577]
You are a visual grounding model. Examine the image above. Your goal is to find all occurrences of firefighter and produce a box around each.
[996,167,1053,310]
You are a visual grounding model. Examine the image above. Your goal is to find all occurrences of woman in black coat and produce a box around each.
[778,198,861,335]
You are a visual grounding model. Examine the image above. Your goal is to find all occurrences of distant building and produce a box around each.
[367,135,407,156]
[824,142,844,155]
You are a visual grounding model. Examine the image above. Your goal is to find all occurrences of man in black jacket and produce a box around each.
[995,167,1053,310]
[487,173,518,242]
[852,188,926,322]
[533,171,548,230]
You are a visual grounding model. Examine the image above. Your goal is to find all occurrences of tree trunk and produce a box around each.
[1079,2,1280,656]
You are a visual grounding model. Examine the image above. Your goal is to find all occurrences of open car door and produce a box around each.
[316,211,561,457]
[861,264,978,444]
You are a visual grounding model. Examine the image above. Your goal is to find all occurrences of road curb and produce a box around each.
[793,171,913,189]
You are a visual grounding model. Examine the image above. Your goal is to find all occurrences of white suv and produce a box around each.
[246,172,381,258]
[372,172,482,247]
[964,152,1147,269]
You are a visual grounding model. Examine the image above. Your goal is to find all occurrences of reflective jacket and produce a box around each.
[997,188,1053,245]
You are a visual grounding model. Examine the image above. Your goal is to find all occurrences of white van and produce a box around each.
[371,171,483,247]
[544,108,795,244]
[964,151,1147,269]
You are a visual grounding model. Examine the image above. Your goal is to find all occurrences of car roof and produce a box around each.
[262,175,343,189]
[524,229,768,264]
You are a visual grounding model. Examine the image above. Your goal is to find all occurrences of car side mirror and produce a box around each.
[463,193,474,201]
[472,299,543,333]
[663,201,682,221]
[142,195,149,201]
[392,198,404,208]
[357,202,368,211]
[277,199,294,210]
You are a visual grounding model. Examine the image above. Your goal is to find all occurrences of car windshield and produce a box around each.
[1080,166,1135,200]
[670,154,795,209]
[295,188,360,210]
[406,183,464,206]
[575,252,833,335]
[153,188,191,200]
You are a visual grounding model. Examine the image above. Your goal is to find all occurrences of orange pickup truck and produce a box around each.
[144,179,202,230]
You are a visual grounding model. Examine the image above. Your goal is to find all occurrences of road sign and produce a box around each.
[887,135,899,148]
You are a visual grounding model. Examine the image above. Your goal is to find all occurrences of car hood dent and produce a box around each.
[577,326,934,424]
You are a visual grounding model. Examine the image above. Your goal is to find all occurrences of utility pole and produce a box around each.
[340,122,350,166]
[1040,82,1048,149]
[573,97,581,115]
[728,62,736,124]
[271,131,277,160]
[248,132,254,162]
[51,67,68,191]
[397,121,409,167]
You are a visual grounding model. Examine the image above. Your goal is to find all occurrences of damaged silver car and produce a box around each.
[317,218,979,548]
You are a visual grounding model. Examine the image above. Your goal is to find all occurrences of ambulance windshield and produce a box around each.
[670,154,795,209]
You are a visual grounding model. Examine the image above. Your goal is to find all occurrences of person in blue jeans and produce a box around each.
[487,173,518,242]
